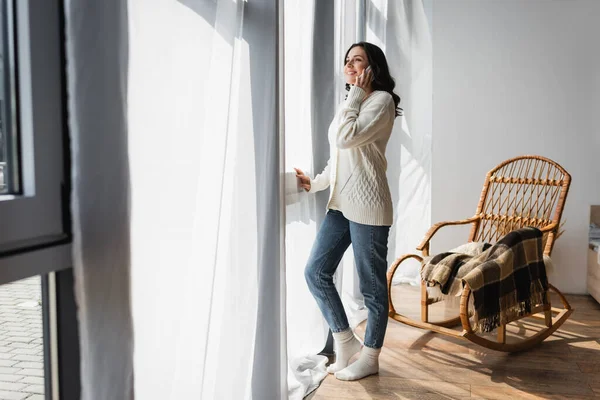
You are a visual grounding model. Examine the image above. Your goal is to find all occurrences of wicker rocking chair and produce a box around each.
[387,155,573,352]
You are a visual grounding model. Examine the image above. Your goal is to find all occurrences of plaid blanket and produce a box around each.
[420,227,549,333]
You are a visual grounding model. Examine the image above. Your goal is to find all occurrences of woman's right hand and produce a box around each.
[294,168,311,192]
[355,65,373,91]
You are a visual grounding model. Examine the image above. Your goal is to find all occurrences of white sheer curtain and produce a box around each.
[68,0,286,398]
[284,1,330,398]
[128,0,286,398]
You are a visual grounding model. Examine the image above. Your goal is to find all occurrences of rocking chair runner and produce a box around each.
[386,155,573,352]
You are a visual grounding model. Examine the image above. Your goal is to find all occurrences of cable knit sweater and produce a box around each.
[309,85,396,226]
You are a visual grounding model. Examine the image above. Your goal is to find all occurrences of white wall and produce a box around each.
[431,0,600,294]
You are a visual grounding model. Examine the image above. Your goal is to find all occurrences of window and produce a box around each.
[0,0,70,257]
[0,1,79,399]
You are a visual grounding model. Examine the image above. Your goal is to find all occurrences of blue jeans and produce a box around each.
[304,210,390,349]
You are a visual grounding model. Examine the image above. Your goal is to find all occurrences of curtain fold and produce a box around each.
[65,0,134,399]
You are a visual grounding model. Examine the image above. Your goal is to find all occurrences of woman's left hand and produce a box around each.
[294,168,311,192]
[355,66,373,91]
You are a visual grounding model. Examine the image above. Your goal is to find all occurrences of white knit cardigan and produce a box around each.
[309,85,396,226]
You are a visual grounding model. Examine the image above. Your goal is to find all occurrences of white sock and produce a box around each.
[326,328,362,374]
[334,346,380,381]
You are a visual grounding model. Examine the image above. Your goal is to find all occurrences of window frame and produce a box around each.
[0,1,79,399]
[0,0,71,259]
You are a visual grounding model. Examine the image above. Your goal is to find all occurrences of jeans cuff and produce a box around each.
[330,326,350,333]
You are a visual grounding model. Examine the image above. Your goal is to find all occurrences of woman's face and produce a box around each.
[344,46,369,84]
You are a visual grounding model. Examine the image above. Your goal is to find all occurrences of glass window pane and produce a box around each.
[0,275,46,397]
[0,0,18,195]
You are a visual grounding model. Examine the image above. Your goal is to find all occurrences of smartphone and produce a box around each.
[365,65,373,81]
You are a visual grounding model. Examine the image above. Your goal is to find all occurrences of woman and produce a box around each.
[294,42,401,381]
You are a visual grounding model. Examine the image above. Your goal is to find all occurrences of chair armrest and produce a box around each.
[416,216,481,252]
[539,222,558,234]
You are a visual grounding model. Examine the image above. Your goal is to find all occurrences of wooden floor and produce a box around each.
[310,284,600,399]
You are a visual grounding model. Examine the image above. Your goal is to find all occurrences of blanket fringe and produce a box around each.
[472,281,549,333]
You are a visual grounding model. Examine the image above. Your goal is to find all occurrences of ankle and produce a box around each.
[361,346,381,359]
[332,328,355,343]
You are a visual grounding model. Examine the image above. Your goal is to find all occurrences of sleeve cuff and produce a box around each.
[345,86,367,110]
[308,178,318,193]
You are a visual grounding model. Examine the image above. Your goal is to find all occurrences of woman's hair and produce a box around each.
[344,42,403,117]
